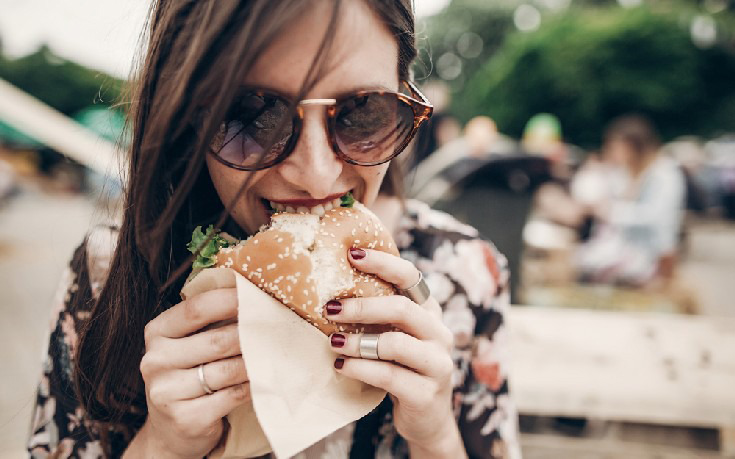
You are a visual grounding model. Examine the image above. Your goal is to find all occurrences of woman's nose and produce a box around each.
[278,110,343,198]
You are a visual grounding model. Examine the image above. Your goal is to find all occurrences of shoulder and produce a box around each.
[397,199,508,307]
[400,198,480,239]
[649,156,685,183]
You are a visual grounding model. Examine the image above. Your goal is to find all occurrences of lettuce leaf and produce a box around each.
[340,191,355,208]
[187,224,231,270]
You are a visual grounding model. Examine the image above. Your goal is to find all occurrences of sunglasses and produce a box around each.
[210,80,433,171]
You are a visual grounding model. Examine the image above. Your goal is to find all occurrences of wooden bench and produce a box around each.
[506,306,735,456]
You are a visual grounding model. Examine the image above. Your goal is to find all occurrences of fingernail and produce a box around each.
[334,358,345,369]
[349,248,366,260]
[330,333,346,348]
[326,300,342,315]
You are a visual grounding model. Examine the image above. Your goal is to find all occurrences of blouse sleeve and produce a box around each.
[27,239,106,457]
[426,237,521,459]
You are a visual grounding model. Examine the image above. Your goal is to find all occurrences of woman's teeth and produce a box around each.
[268,197,344,215]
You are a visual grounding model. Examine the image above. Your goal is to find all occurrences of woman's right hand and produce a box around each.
[136,288,250,458]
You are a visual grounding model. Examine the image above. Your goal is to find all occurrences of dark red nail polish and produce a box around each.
[326,300,342,315]
[334,358,345,369]
[349,247,366,260]
[330,333,346,348]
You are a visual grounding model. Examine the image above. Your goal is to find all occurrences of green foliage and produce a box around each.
[448,7,735,147]
[418,0,516,85]
[0,45,124,117]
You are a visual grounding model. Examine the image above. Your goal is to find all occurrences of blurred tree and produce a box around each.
[417,0,516,88]
[0,45,123,117]
[452,6,735,146]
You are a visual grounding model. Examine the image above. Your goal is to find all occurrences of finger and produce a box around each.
[329,331,453,379]
[422,296,444,321]
[160,357,249,400]
[348,248,420,290]
[153,324,241,369]
[175,383,251,433]
[147,288,238,340]
[334,357,436,409]
[324,295,452,344]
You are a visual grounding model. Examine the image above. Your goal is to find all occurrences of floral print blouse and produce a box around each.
[28,199,521,459]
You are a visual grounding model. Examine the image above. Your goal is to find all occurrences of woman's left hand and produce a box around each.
[323,247,458,449]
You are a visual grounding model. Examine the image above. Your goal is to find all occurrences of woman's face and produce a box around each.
[206,0,399,235]
[603,137,634,169]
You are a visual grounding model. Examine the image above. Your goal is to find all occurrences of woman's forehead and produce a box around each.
[243,0,399,98]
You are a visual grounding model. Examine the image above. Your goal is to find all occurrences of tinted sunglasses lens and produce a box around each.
[334,92,415,164]
[215,93,292,169]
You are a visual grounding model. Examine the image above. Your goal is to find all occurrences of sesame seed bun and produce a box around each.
[215,202,399,335]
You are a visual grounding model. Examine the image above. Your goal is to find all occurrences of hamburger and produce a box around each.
[186,193,399,335]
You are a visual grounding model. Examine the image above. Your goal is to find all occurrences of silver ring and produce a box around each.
[197,364,214,395]
[400,271,431,305]
[359,333,381,360]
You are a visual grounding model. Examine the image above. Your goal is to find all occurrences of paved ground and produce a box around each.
[1,183,734,457]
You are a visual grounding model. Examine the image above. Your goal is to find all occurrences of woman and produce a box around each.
[28,1,519,457]
[576,115,686,286]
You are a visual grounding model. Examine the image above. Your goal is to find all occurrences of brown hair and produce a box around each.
[604,114,661,159]
[73,0,417,446]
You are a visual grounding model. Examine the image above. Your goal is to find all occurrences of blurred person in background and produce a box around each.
[410,115,516,200]
[522,114,566,160]
[464,116,515,159]
[535,115,686,287]
[522,113,576,183]
[576,114,686,286]
[27,1,520,458]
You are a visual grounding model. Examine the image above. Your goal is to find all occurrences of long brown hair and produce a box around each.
[73,0,417,445]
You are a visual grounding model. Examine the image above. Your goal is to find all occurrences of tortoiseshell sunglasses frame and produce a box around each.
[210,80,433,171]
